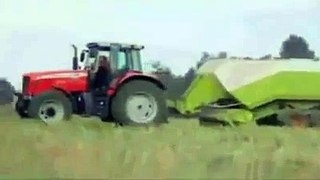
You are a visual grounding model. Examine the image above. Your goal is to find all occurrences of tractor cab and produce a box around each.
[78,42,144,90]
[74,42,146,117]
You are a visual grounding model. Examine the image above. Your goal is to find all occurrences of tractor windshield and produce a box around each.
[83,55,96,70]
[83,49,110,71]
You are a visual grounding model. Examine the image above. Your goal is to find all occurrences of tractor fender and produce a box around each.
[52,86,72,98]
[108,73,166,97]
[30,86,72,100]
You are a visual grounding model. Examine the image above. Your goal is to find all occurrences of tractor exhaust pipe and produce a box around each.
[72,44,78,70]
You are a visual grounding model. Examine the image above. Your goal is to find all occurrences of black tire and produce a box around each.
[27,90,72,124]
[15,101,29,118]
[100,115,113,122]
[15,93,29,118]
[111,80,168,126]
[256,114,284,127]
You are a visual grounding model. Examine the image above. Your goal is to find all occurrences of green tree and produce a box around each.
[217,51,227,59]
[150,60,171,74]
[197,51,213,69]
[259,54,272,60]
[184,67,196,88]
[280,34,315,59]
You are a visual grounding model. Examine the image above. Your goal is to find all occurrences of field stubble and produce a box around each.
[0,105,320,179]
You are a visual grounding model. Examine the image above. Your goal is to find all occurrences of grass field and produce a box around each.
[1,105,320,179]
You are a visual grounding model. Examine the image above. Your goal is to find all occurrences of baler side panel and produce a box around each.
[174,73,231,114]
[231,71,320,109]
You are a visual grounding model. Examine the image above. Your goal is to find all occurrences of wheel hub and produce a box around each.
[38,100,64,123]
[46,108,56,117]
[125,93,158,123]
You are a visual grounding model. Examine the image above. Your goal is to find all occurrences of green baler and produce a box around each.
[169,58,320,127]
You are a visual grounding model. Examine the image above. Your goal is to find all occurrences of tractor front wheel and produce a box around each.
[111,80,168,126]
[15,93,29,118]
[27,91,72,124]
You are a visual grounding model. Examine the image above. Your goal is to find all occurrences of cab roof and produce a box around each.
[86,42,144,50]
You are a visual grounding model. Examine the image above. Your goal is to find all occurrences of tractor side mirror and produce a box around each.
[80,52,85,62]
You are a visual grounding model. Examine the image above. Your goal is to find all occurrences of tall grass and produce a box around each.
[0,105,320,179]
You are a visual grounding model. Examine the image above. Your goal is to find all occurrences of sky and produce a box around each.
[0,0,319,89]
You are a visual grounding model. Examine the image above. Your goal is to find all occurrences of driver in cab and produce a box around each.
[93,55,112,90]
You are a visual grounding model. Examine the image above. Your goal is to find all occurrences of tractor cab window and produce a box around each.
[115,49,142,72]
[131,50,142,71]
[116,51,128,71]
[109,47,143,73]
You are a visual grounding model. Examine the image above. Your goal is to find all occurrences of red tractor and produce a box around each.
[14,42,168,126]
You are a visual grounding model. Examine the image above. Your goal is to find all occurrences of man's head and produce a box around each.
[98,56,110,69]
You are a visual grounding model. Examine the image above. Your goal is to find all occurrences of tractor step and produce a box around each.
[92,96,109,118]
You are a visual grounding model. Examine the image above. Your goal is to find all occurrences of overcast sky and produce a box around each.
[0,0,319,89]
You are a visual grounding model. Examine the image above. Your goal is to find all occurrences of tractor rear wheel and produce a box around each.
[111,80,168,126]
[27,91,72,124]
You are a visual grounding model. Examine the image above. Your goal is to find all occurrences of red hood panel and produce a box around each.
[24,70,87,79]
[24,70,88,95]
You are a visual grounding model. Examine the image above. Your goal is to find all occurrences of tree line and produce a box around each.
[152,34,318,100]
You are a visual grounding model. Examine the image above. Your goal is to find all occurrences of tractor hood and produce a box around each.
[23,70,88,95]
[24,70,87,79]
